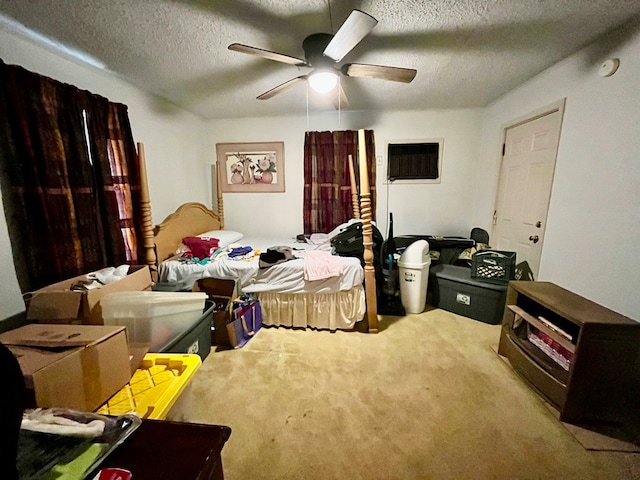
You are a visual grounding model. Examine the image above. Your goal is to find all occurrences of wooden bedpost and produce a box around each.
[348,154,361,219]
[215,162,225,229]
[138,142,158,281]
[358,130,378,333]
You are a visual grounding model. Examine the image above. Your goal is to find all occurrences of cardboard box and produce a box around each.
[25,265,153,325]
[127,343,150,375]
[0,324,131,411]
[192,278,237,346]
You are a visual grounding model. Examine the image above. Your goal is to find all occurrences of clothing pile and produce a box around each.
[70,265,130,291]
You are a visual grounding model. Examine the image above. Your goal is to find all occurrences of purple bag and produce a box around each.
[226,301,262,349]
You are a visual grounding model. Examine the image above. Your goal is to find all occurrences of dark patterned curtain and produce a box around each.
[85,99,143,266]
[0,59,143,292]
[303,129,376,234]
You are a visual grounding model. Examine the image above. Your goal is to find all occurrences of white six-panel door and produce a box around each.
[492,102,564,277]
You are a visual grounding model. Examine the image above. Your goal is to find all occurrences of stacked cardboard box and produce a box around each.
[0,324,131,411]
[25,265,153,325]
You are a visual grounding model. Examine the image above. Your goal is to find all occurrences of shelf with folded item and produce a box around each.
[498,281,640,427]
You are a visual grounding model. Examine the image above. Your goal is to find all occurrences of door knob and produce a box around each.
[529,235,539,244]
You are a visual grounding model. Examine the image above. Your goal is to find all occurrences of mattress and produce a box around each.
[158,236,364,294]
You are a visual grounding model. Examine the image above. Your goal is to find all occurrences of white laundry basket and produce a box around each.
[398,240,431,314]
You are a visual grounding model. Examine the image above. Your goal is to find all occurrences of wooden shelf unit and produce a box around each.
[498,281,640,426]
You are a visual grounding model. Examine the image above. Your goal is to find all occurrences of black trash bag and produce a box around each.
[331,222,384,266]
[514,261,535,281]
[0,341,26,480]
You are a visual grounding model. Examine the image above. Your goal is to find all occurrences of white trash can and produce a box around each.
[398,240,431,314]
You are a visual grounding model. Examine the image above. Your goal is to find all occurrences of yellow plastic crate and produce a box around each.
[96,353,201,420]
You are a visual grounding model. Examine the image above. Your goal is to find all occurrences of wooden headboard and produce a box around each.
[153,202,223,264]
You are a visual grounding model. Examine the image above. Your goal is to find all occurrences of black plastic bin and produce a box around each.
[430,264,508,325]
[159,301,214,361]
[471,250,516,284]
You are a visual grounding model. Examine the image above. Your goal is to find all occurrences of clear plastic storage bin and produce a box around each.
[101,292,207,351]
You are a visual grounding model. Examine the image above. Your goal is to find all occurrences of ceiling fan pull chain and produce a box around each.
[338,77,341,128]
[327,0,334,33]
[306,83,310,131]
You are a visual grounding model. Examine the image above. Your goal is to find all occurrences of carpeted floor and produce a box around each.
[170,308,640,480]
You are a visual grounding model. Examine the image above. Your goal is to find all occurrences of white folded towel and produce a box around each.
[87,264,131,285]
[21,409,106,438]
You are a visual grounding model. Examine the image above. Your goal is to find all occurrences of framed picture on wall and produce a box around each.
[216,142,285,193]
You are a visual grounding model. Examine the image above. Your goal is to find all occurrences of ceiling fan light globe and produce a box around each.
[308,71,338,93]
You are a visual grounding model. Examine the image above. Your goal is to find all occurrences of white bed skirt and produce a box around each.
[258,285,365,331]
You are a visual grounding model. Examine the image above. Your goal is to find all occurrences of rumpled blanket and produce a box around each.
[303,250,343,281]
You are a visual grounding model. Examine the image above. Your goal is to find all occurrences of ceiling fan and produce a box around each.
[228,9,417,106]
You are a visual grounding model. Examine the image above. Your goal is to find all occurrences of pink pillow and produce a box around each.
[182,236,219,258]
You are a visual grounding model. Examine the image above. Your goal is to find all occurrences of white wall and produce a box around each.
[475,21,640,319]
[0,28,209,318]
[3,18,637,323]
[207,109,484,239]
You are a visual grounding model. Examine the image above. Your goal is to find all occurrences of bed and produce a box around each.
[136,133,379,333]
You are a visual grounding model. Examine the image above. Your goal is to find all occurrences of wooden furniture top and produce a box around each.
[102,419,231,480]
[509,281,638,326]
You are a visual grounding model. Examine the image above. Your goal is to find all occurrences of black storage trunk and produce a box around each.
[159,301,214,361]
[430,264,508,325]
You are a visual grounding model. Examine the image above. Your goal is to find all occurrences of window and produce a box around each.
[303,130,376,234]
[0,59,142,291]
[386,139,443,183]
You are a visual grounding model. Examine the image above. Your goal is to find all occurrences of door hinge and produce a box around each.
[492,210,498,225]
[502,144,506,156]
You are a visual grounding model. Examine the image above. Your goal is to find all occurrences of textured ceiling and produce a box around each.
[1,0,639,119]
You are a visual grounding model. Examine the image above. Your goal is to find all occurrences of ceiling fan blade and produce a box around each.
[332,80,349,110]
[342,63,417,83]
[228,43,307,66]
[323,9,378,62]
[257,76,307,100]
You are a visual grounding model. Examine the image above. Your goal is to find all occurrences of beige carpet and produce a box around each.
[493,347,640,454]
[543,403,640,453]
[170,308,640,480]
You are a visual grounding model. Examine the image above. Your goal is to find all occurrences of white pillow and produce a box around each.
[197,230,243,248]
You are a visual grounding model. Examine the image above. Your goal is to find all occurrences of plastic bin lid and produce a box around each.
[101,292,208,318]
[398,239,431,268]
[430,264,508,291]
[95,353,202,420]
[102,291,207,305]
